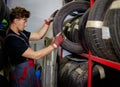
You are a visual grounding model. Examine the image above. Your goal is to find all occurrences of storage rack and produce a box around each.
[59,0,120,87]
[80,51,120,87]
[79,0,120,87]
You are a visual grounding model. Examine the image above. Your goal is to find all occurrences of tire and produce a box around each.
[58,54,87,87]
[53,1,89,54]
[63,15,81,41]
[84,0,119,62]
[69,16,81,43]
[65,54,88,62]
[78,8,90,52]
[58,55,105,87]
[103,0,120,59]
[63,0,90,5]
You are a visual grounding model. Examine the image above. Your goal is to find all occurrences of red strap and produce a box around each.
[88,50,93,87]
[18,67,28,83]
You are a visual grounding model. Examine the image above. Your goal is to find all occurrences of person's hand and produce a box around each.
[48,9,59,23]
[51,32,64,49]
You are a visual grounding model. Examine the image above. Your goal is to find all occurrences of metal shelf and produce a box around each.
[84,0,120,86]
[80,51,120,87]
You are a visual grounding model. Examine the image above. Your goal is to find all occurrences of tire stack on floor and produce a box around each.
[58,55,105,87]
[53,0,120,87]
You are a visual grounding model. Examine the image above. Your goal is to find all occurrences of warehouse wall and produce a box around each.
[7,0,62,32]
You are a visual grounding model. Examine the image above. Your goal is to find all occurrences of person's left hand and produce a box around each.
[48,9,59,23]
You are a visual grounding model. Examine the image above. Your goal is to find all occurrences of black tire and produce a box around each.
[103,0,120,59]
[63,0,90,5]
[63,15,81,41]
[63,18,72,38]
[53,1,89,54]
[64,54,88,62]
[78,8,90,52]
[84,0,119,62]
[58,55,87,87]
[63,0,89,16]
[69,16,81,43]
[58,55,105,87]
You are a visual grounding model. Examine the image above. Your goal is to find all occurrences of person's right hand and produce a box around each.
[51,32,64,49]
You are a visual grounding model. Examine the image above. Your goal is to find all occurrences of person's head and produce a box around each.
[10,6,30,32]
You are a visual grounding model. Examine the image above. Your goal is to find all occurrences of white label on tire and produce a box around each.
[110,0,120,9]
[86,20,103,28]
[102,26,110,39]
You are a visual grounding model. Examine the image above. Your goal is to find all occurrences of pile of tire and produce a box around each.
[84,0,120,62]
[58,54,105,87]
[0,0,10,70]
[53,0,120,87]
[53,0,120,62]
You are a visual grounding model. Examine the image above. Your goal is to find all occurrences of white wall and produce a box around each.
[7,0,62,32]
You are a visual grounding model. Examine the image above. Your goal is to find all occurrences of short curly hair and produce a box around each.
[10,6,30,22]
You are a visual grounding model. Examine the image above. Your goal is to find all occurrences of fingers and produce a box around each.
[48,9,59,23]
[56,32,64,41]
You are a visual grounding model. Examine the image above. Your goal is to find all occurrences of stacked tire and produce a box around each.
[53,0,120,62]
[53,1,90,54]
[53,0,120,87]
[58,55,105,87]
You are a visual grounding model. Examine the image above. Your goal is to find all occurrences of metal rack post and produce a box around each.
[80,52,120,87]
